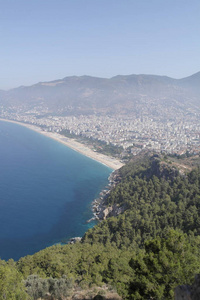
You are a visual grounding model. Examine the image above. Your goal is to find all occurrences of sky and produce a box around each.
[0,0,200,90]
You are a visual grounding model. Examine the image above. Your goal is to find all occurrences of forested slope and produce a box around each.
[84,154,200,247]
[0,153,200,300]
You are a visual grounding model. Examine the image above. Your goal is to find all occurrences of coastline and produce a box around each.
[90,170,123,222]
[0,118,124,170]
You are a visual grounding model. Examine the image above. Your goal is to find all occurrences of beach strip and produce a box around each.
[0,118,124,170]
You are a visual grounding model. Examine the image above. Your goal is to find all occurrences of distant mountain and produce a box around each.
[179,71,200,92]
[0,73,199,115]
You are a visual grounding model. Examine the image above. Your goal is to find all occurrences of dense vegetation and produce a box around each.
[84,155,200,247]
[0,153,200,299]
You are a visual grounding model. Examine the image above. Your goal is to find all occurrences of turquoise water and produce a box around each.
[0,121,112,260]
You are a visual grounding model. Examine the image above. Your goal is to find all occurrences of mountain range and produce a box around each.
[0,72,200,116]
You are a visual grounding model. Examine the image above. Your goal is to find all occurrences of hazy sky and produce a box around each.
[0,0,200,89]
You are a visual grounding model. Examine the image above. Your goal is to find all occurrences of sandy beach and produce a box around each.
[0,118,124,170]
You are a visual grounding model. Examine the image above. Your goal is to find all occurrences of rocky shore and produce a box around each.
[68,237,82,244]
[90,170,124,221]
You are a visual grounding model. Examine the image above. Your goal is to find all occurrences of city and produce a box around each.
[1,104,199,157]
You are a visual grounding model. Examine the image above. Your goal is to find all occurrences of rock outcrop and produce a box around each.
[68,237,82,244]
[175,275,200,300]
[102,204,125,220]
[174,285,191,300]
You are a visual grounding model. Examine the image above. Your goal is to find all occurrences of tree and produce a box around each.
[0,261,28,300]
[129,230,200,299]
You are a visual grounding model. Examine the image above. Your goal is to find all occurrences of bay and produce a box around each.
[0,120,112,260]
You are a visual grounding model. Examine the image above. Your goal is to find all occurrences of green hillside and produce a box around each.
[0,153,200,299]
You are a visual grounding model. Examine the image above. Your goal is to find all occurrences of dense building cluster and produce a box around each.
[1,106,199,155]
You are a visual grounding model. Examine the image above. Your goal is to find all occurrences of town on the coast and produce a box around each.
[1,106,199,157]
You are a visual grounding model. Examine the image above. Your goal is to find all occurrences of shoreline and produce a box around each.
[90,170,123,222]
[0,118,124,170]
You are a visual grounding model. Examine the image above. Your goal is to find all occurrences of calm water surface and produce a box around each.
[0,121,112,260]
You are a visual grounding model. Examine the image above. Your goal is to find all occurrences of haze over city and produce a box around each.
[1,0,200,89]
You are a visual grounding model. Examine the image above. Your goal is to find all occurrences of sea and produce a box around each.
[0,120,112,261]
